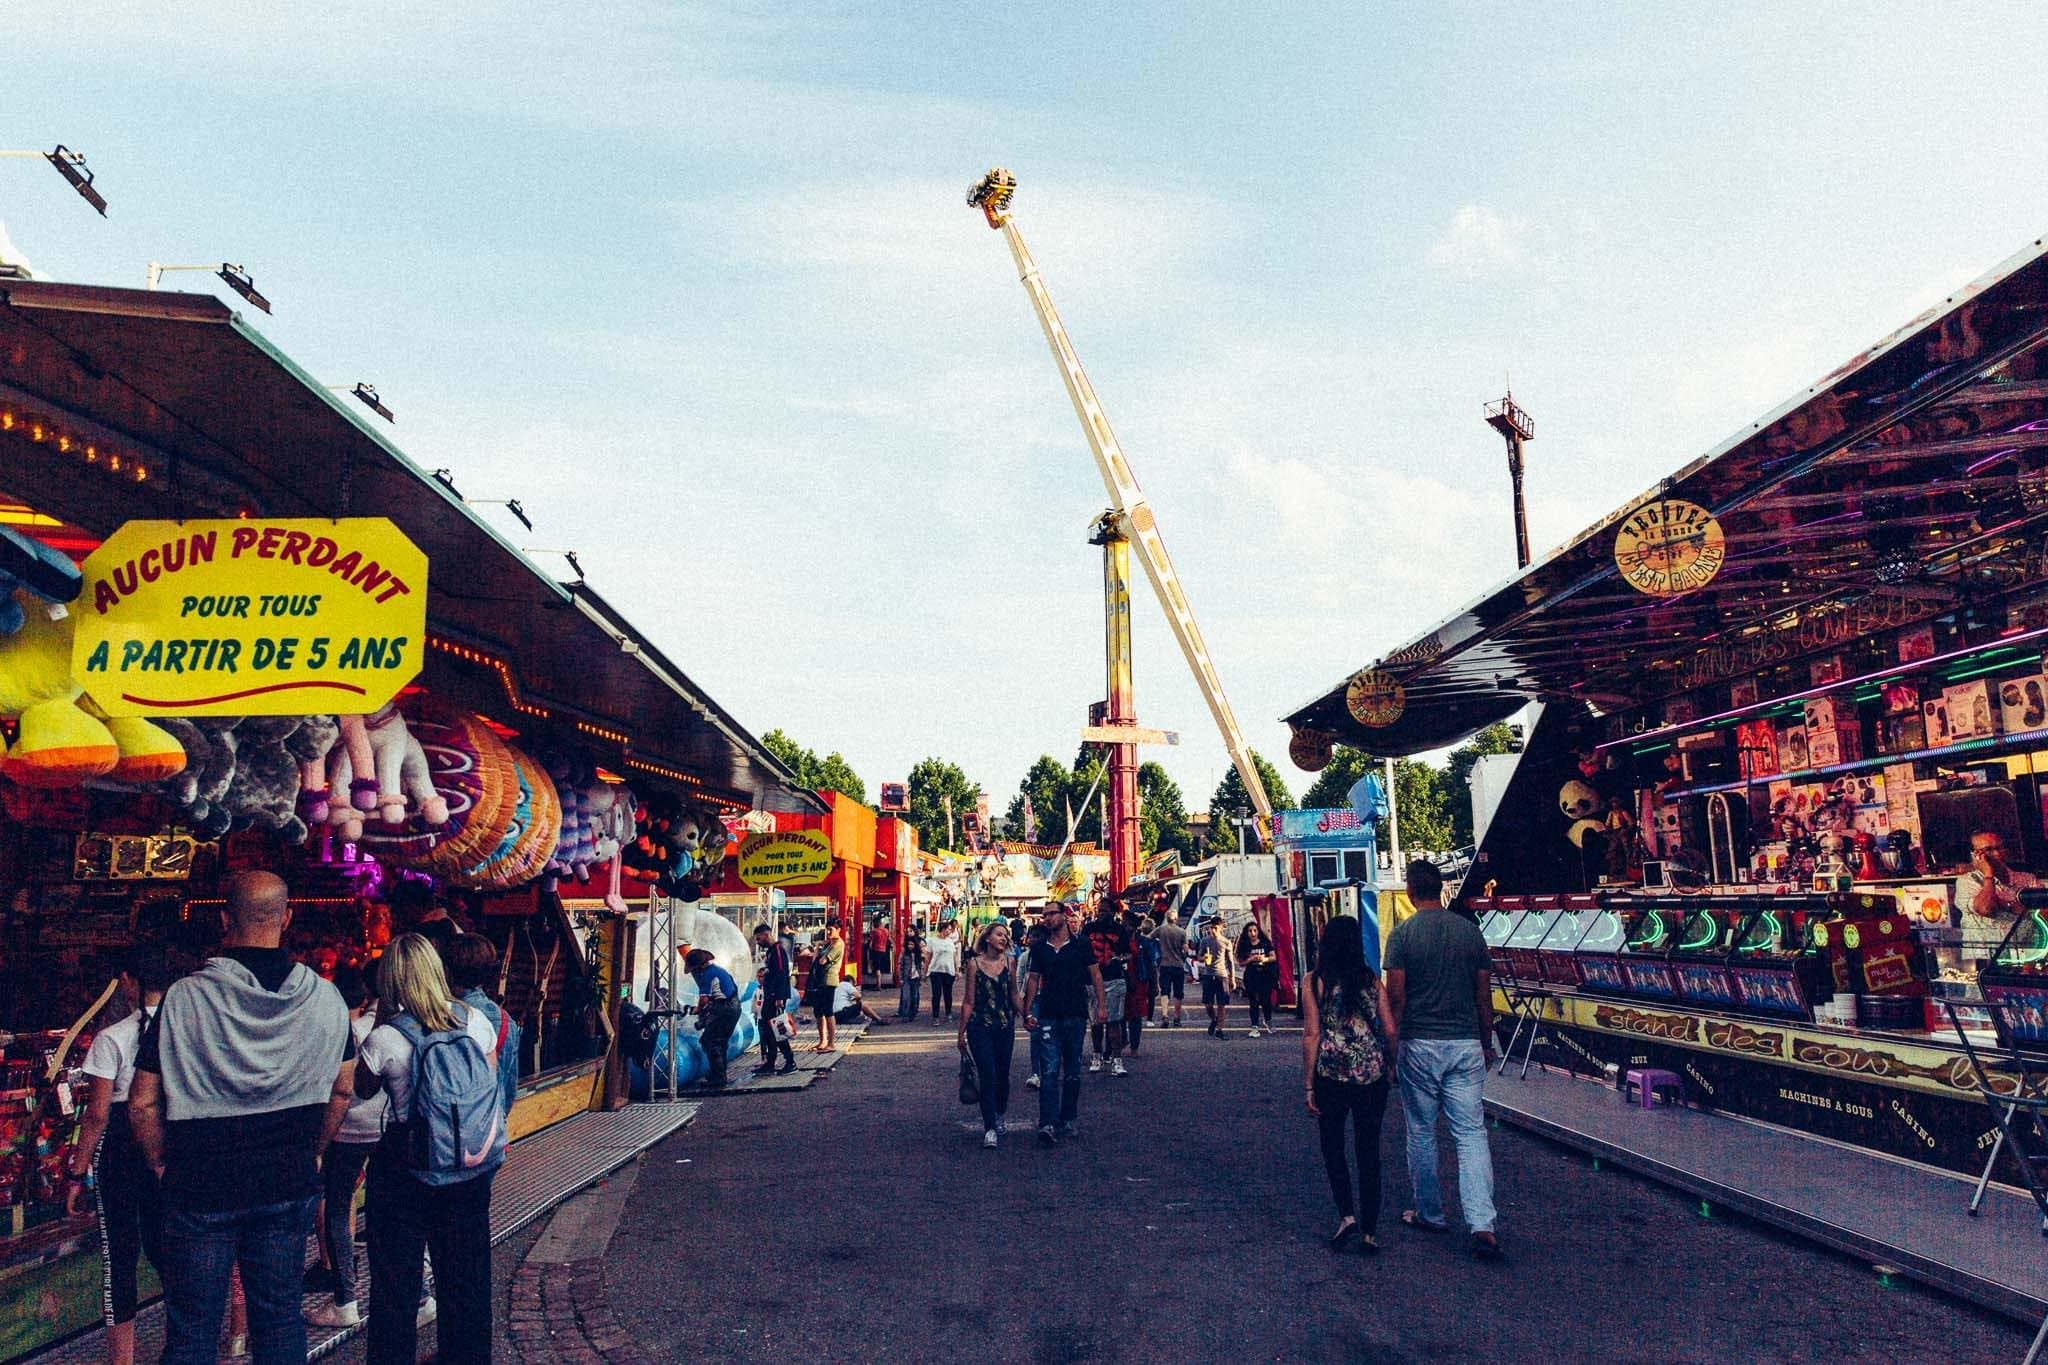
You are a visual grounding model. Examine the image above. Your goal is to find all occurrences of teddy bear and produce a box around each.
[220,716,312,843]
[1559,779,1604,849]
[157,717,239,837]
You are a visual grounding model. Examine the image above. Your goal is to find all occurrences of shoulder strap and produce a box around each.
[494,1004,511,1054]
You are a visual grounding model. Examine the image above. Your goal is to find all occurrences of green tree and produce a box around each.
[907,756,983,856]
[1138,762,1196,859]
[1300,745,1375,811]
[1442,722,1523,849]
[1388,757,1454,855]
[759,728,868,804]
[1206,751,1296,853]
[1003,755,1072,845]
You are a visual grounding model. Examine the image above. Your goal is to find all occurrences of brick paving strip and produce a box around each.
[509,1162,649,1365]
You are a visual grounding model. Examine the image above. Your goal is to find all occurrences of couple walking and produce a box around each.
[1301,860,1500,1260]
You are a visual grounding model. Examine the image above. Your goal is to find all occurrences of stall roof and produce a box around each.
[0,279,822,812]
[1286,233,2048,755]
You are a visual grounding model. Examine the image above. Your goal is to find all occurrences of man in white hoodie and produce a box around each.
[129,871,356,1364]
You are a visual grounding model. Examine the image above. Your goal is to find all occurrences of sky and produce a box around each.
[7,3,2048,817]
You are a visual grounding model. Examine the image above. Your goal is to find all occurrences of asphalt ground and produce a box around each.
[597,1010,2026,1363]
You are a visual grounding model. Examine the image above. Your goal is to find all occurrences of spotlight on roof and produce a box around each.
[524,548,585,581]
[431,468,461,497]
[466,498,532,531]
[217,263,269,314]
[44,146,106,216]
[327,382,394,423]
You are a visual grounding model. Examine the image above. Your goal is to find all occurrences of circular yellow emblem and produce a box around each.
[1345,670,1406,727]
[1288,728,1336,772]
[1614,499,1726,597]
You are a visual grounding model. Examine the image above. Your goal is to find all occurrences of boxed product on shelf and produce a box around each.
[1882,680,1921,715]
[1736,718,1779,777]
[1924,697,1954,746]
[1809,729,1843,767]
[1804,696,1845,735]
[1944,680,1996,739]
[1997,673,2048,735]
[1780,723,1810,770]
[1883,712,1926,753]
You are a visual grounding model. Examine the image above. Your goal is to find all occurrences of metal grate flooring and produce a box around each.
[28,1102,699,1363]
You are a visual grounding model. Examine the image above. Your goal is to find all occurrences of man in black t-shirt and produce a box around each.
[1084,904,1134,1076]
[129,871,355,1362]
[1023,904,1105,1145]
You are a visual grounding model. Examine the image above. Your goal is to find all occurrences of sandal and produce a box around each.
[1326,1218,1358,1250]
[1400,1210,1448,1233]
[1358,1234,1380,1256]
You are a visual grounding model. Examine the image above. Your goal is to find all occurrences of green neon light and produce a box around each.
[1943,652,2043,683]
[1681,916,1719,951]
[2010,909,2048,968]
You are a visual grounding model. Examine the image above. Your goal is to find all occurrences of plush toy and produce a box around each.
[360,703,447,828]
[87,704,190,785]
[0,590,119,785]
[1559,779,1604,849]
[221,716,311,843]
[285,715,340,825]
[157,718,238,837]
[0,525,82,636]
[335,714,379,813]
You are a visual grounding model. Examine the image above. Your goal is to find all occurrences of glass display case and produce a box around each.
[1618,898,1685,1000]
[1482,897,1527,978]
[1670,900,1745,1009]
[1573,901,1644,996]
[1503,897,1565,984]
[1535,894,1601,986]
[1728,895,1827,1020]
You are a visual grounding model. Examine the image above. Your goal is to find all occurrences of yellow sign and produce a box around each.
[1345,669,1406,727]
[73,518,428,717]
[737,830,834,888]
[1614,499,1726,597]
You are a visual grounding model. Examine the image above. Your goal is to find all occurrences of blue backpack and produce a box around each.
[392,1006,506,1186]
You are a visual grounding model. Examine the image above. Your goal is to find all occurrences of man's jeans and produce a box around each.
[158,1194,317,1365]
[1036,1015,1087,1130]
[1397,1038,1497,1234]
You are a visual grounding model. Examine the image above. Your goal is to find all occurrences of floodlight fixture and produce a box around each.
[524,548,585,581]
[326,382,394,423]
[145,261,271,313]
[430,468,462,497]
[466,498,532,531]
[0,146,106,216]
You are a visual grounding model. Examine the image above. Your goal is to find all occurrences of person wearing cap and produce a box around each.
[685,949,741,1089]
[1022,903,1105,1145]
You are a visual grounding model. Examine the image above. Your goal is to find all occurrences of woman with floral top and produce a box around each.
[1301,916,1397,1253]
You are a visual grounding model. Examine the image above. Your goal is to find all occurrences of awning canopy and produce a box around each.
[1286,235,2048,756]
[0,280,820,812]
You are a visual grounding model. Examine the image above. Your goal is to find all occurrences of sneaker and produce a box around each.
[306,1301,362,1329]
[416,1297,437,1329]
[1110,1058,1127,1077]
[1058,1122,1078,1140]
[1038,1124,1058,1147]
[1026,1073,1042,1090]
[1088,1056,1102,1074]
[1248,1027,1261,1038]
[983,1129,999,1149]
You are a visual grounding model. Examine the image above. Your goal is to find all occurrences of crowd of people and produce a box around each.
[70,870,516,1364]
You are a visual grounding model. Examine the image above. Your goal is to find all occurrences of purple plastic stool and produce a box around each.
[1623,1067,1683,1109]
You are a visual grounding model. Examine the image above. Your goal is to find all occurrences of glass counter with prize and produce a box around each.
[1979,888,2048,1050]
[1668,897,1748,1010]
[1501,895,1565,984]
[1481,896,1528,978]
[1535,893,1602,987]
[1727,894,1830,1020]
[1573,898,1647,996]
[1616,896,1687,1000]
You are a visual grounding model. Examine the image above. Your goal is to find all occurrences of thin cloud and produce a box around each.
[1426,205,1538,277]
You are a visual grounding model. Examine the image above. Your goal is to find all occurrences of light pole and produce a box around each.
[146,262,270,313]
[0,146,106,215]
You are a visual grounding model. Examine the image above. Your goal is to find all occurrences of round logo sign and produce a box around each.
[1614,499,1726,597]
[1288,727,1336,771]
[1345,669,1406,727]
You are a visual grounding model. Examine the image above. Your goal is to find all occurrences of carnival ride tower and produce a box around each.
[969,167,1273,891]
[1484,388,1536,569]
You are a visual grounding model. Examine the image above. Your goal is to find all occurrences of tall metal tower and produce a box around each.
[1484,388,1535,569]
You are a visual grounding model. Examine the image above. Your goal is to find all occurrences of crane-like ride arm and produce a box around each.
[968,167,1272,845]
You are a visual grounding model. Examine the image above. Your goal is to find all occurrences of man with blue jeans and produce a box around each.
[1384,859,1501,1260]
[129,871,356,1363]
[1022,903,1106,1146]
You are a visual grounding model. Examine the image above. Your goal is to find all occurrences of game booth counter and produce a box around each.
[0,278,822,1357]
[1282,229,2048,1194]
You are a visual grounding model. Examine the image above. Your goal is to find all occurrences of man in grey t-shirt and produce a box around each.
[1152,909,1189,1028]
[1384,859,1500,1259]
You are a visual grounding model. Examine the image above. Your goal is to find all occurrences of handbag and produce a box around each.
[768,1010,796,1042]
[958,1054,980,1106]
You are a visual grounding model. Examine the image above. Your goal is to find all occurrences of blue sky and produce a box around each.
[7,4,2047,817]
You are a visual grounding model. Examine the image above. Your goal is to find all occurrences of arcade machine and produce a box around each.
[1535,893,1601,988]
[1482,896,1528,979]
[1573,896,1647,997]
[1669,896,1747,1010]
[1616,895,1686,1001]
[1979,888,2048,1050]
[1502,895,1566,985]
[1727,893,1828,1020]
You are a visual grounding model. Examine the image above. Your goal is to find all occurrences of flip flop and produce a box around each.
[1401,1210,1448,1233]
[1326,1219,1358,1250]
[1358,1234,1380,1256]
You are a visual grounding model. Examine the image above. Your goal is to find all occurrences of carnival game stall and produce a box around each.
[1284,233,2048,1182]
[0,279,819,1355]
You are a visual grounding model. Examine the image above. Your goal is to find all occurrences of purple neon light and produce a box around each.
[1595,623,2048,753]
[1663,721,2048,800]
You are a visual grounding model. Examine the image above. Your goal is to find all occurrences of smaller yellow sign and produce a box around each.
[1614,498,1726,597]
[73,518,428,717]
[1345,669,1406,727]
[737,830,834,888]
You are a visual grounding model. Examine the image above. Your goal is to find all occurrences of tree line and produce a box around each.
[759,720,1521,861]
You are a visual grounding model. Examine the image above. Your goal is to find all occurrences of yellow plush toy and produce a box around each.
[0,590,184,786]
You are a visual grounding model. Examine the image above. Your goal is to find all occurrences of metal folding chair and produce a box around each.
[1494,956,1553,1080]
[1944,999,2048,1235]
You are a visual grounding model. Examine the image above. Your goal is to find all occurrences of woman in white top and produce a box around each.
[926,921,961,1024]
[68,946,172,1365]
[306,965,384,1328]
[356,934,499,1365]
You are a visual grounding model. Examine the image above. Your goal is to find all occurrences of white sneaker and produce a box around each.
[1088,1056,1102,1073]
[1110,1058,1127,1077]
[1248,1027,1261,1038]
[983,1129,999,1148]
[416,1297,437,1328]
[306,1301,361,1329]
[1026,1073,1041,1089]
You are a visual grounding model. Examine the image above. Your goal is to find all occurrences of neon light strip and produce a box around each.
[1597,625,2048,753]
[1666,723,2048,798]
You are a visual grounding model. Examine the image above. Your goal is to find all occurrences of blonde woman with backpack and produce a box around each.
[356,933,503,1365]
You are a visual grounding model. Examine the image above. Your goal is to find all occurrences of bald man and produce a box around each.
[130,872,355,1364]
